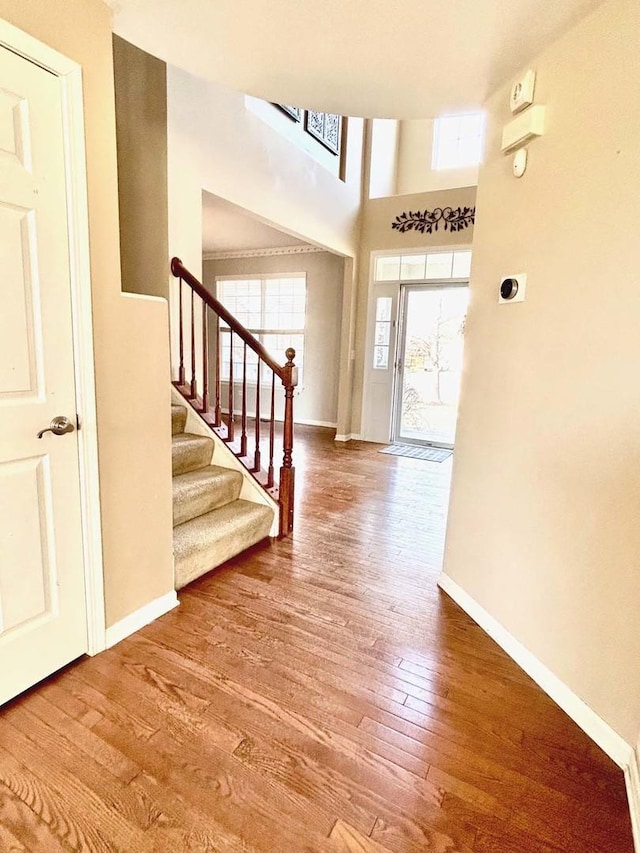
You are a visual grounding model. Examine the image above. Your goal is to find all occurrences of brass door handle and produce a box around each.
[37,416,75,439]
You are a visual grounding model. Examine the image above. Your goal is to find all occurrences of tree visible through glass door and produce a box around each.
[394,285,469,448]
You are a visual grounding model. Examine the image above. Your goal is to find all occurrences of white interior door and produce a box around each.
[0,46,88,704]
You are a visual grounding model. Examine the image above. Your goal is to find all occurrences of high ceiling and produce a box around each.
[202,193,311,254]
[107,0,604,119]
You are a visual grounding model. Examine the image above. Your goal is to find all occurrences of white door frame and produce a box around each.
[361,246,472,444]
[0,20,106,655]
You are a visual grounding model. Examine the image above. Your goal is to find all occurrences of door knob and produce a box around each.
[37,416,75,439]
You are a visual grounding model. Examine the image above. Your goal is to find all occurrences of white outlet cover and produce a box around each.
[499,273,527,303]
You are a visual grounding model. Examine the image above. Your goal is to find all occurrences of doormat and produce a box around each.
[379,444,452,463]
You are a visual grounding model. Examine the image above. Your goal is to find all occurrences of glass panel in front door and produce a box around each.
[395,286,468,448]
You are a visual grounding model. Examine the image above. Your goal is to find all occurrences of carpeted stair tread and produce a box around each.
[173,465,243,526]
[171,405,187,436]
[173,500,273,589]
[171,433,213,475]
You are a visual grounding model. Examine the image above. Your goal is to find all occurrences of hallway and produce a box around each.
[0,427,633,852]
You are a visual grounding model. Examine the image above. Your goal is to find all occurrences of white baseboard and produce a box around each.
[219,407,336,430]
[105,591,179,649]
[334,433,363,442]
[296,418,337,429]
[625,749,640,853]
[437,572,632,769]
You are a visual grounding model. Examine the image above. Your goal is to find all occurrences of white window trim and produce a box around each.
[372,247,474,284]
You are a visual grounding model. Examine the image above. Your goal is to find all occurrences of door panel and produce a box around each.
[0,46,88,704]
[393,285,468,449]
[0,457,57,633]
[361,283,399,443]
[0,205,41,396]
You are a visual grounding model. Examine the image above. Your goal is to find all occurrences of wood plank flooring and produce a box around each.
[1,426,634,852]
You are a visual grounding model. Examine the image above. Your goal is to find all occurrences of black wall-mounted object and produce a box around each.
[274,104,302,122]
[391,206,476,234]
[500,278,519,300]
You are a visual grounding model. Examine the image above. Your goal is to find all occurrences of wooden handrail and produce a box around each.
[171,257,286,381]
[171,256,296,537]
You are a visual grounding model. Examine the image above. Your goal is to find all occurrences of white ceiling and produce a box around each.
[202,193,310,254]
[107,0,604,119]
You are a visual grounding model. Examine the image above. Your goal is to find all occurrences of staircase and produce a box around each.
[171,402,274,589]
[170,257,297,538]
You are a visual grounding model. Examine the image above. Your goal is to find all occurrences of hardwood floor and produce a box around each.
[1,426,634,852]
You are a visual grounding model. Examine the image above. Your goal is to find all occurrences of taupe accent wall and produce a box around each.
[443,0,640,743]
[203,252,345,426]
[113,35,169,300]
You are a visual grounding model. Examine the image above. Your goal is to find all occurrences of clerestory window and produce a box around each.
[432,113,485,171]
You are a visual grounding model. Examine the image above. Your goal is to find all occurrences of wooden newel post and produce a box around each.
[279,347,297,537]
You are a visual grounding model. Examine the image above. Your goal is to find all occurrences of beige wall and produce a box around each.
[203,252,344,426]
[0,0,174,627]
[167,66,364,280]
[397,119,480,195]
[349,186,477,436]
[369,119,400,199]
[443,0,640,744]
[113,35,169,300]
[166,66,364,424]
[244,97,342,179]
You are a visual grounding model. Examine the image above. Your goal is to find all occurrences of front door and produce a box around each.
[0,45,88,704]
[392,284,469,449]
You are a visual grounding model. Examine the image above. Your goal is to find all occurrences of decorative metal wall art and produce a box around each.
[275,104,302,122]
[272,104,342,155]
[391,206,476,234]
[304,110,341,155]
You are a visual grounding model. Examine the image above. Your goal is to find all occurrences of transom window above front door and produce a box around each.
[374,250,472,283]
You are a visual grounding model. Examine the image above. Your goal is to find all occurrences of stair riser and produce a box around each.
[173,474,243,526]
[172,441,213,476]
[171,406,187,436]
[173,502,273,590]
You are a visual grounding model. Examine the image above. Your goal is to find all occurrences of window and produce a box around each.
[275,105,342,155]
[245,96,345,179]
[374,250,472,282]
[373,297,393,370]
[432,113,485,171]
[217,275,306,383]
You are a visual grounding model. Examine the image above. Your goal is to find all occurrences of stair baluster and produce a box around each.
[178,276,185,386]
[190,288,197,399]
[240,342,248,458]
[268,372,275,489]
[171,257,296,537]
[201,298,210,413]
[254,360,261,473]
[227,329,235,441]
[214,314,221,427]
